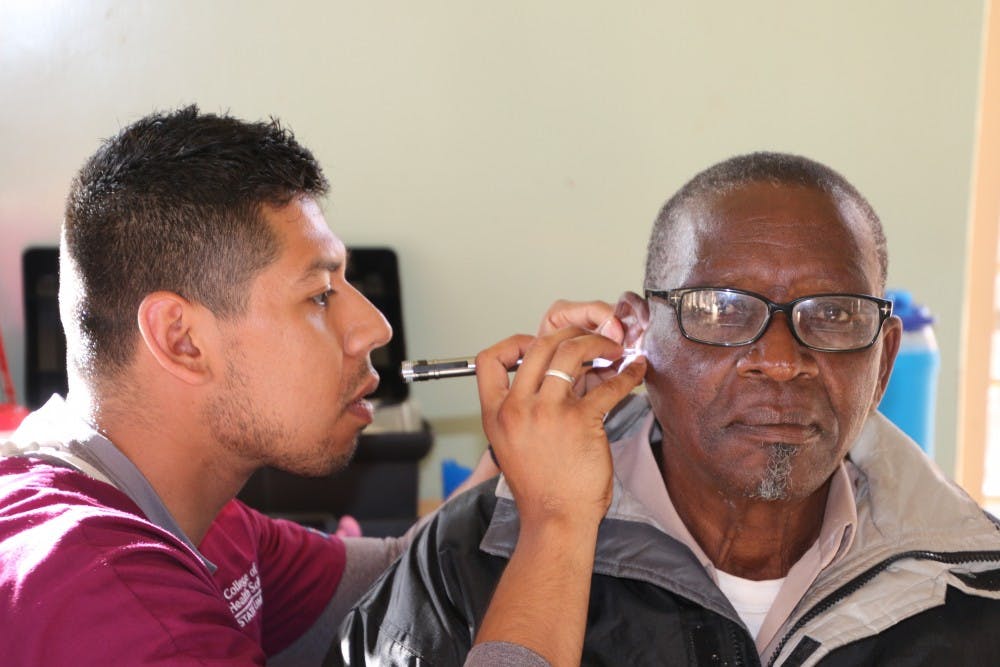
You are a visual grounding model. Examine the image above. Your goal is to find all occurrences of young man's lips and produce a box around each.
[346,375,380,423]
[347,397,374,423]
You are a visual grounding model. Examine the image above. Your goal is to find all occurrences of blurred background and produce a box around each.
[1,1,997,507]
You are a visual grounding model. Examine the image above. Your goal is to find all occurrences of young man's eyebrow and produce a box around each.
[296,258,344,284]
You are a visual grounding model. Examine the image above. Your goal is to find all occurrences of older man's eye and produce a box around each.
[816,303,852,323]
[311,289,334,307]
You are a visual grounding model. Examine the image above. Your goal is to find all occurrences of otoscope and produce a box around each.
[401,348,641,383]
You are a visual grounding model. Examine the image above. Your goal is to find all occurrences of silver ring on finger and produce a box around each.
[544,368,576,385]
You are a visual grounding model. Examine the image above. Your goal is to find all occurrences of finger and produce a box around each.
[579,355,648,417]
[475,334,534,416]
[537,300,621,341]
[596,316,626,344]
[509,326,591,396]
[578,366,615,397]
[540,367,578,392]
[540,333,626,397]
[576,342,646,396]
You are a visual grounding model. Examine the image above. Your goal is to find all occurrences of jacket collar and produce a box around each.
[805,410,1000,598]
[768,413,1000,665]
[481,395,1000,639]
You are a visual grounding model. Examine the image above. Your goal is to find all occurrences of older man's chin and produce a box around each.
[746,442,797,501]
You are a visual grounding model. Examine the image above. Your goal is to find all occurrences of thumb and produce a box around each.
[582,356,647,418]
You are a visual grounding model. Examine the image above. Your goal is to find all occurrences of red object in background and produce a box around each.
[0,404,29,432]
[0,331,30,432]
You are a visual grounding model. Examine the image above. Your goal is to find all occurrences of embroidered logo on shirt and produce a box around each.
[223,562,263,627]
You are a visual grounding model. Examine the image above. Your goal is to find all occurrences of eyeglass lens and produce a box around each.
[678,290,882,350]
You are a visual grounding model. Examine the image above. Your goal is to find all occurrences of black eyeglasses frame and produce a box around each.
[643,287,894,353]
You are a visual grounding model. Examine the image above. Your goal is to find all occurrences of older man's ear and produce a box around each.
[871,313,903,411]
[614,291,650,352]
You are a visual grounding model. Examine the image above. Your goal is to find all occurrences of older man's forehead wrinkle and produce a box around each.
[648,182,882,293]
[678,229,875,297]
[647,215,699,287]
[699,233,869,274]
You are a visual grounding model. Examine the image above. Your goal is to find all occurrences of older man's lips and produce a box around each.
[730,422,820,444]
[729,409,821,443]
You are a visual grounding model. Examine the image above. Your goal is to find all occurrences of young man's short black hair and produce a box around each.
[62,105,329,382]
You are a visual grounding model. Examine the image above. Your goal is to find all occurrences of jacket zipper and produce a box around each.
[767,549,1000,666]
[728,620,755,666]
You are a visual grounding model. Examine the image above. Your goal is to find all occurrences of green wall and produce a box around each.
[0,1,987,499]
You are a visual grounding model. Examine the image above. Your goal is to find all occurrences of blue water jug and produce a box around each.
[442,458,473,498]
[878,290,940,456]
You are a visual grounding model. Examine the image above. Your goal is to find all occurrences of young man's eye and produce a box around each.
[311,289,334,307]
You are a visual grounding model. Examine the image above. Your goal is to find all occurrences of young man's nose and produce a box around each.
[344,289,393,357]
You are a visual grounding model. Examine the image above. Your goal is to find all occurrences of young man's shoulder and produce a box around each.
[0,455,156,533]
[0,455,215,589]
[0,457,257,664]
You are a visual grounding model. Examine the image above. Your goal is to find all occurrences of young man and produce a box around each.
[0,107,644,665]
[334,153,1000,665]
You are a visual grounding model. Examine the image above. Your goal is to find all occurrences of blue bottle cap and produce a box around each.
[885,289,934,330]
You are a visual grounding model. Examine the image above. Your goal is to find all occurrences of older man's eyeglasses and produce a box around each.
[643,287,893,352]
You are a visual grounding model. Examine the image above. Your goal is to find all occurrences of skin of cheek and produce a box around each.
[643,313,884,502]
[211,306,354,476]
[642,316,747,497]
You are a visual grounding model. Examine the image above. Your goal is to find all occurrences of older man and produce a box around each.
[333,153,1000,666]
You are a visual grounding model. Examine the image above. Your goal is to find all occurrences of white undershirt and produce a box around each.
[715,570,786,639]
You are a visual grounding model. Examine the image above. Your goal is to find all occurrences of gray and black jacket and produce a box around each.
[330,396,1000,666]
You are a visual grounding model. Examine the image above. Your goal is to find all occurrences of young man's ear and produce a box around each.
[614,291,650,351]
[136,292,216,385]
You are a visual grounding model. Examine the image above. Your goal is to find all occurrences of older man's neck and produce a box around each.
[666,466,830,581]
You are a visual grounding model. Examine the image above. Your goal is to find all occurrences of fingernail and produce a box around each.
[597,317,617,337]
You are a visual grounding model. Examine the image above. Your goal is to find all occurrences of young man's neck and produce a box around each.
[67,380,249,546]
